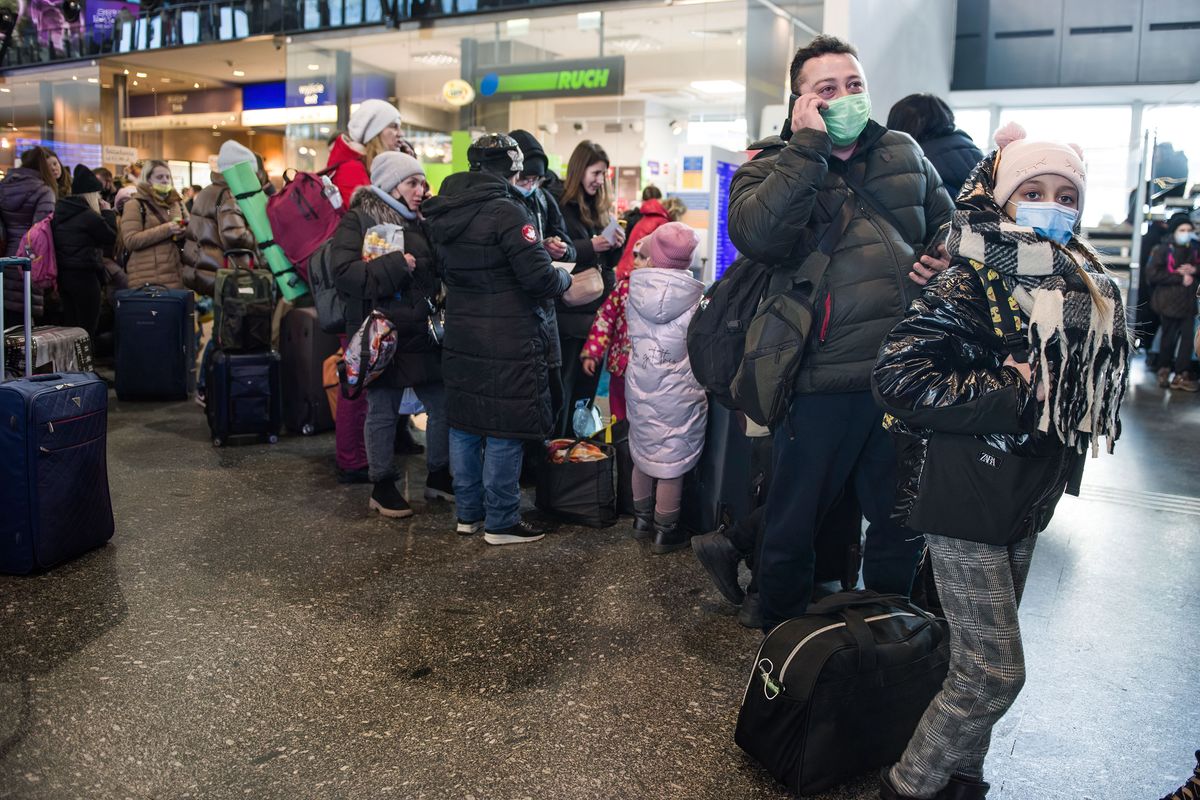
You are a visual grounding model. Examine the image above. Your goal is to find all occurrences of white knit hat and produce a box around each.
[370,152,425,194]
[992,122,1087,210]
[347,99,401,146]
[216,139,256,173]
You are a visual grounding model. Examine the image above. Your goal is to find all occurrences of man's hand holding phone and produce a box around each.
[791,93,829,137]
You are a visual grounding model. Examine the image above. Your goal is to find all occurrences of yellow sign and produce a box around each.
[442,79,476,107]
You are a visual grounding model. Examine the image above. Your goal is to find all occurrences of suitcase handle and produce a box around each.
[28,373,64,382]
[0,256,34,380]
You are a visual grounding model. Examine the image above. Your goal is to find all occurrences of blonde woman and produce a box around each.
[120,159,188,289]
[326,99,404,207]
[52,165,117,336]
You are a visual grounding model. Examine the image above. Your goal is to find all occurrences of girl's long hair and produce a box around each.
[19,147,60,196]
[560,140,612,230]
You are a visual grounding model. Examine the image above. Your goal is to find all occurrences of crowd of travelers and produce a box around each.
[3,30,1198,800]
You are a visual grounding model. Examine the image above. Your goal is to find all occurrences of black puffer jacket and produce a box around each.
[872,265,1082,538]
[331,187,441,390]
[516,183,576,369]
[917,128,984,199]
[555,194,619,339]
[422,171,571,440]
[1145,241,1199,320]
[729,122,954,394]
[51,196,117,279]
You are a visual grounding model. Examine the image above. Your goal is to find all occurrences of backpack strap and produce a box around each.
[965,258,1028,361]
[838,169,912,248]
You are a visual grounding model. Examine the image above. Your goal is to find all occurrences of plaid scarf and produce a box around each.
[946,152,1129,454]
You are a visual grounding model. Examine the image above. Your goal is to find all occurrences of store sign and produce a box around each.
[128,88,241,118]
[102,145,139,165]
[474,57,625,101]
[442,79,475,107]
[297,82,327,106]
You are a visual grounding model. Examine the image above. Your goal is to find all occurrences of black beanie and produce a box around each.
[71,163,104,196]
[1166,212,1193,236]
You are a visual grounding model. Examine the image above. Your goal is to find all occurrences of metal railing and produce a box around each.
[0,0,593,71]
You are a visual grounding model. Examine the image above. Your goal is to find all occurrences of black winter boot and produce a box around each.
[632,497,653,541]
[649,520,689,555]
[691,527,744,605]
[936,775,990,800]
[369,480,413,519]
[878,768,924,800]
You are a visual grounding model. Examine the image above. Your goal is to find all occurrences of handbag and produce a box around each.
[893,261,1071,546]
[534,439,618,528]
[338,311,397,400]
[562,266,605,307]
[735,591,950,796]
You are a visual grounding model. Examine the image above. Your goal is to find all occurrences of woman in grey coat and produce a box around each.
[625,222,707,555]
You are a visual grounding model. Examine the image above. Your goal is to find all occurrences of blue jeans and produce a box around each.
[758,390,925,631]
[449,429,524,530]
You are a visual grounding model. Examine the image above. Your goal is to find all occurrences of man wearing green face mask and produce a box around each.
[726,35,956,638]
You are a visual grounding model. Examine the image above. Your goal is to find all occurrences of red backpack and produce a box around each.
[265,168,345,281]
[20,213,57,290]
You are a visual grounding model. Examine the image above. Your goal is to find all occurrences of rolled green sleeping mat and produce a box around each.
[217,141,309,302]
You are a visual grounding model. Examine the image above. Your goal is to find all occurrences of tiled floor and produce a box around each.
[1,362,1196,799]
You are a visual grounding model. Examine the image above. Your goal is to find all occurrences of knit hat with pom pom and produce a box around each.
[991,121,1087,211]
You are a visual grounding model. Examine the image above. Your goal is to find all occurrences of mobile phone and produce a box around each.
[780,93,800,141]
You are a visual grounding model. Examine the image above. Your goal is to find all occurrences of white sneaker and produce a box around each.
[456,519,484,536]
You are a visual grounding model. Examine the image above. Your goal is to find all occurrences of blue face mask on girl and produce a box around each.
[1011,201,1078,245]
[516,184,537,198]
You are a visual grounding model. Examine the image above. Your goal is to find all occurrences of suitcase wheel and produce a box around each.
[301,424,315,436]
[212,437,223,447]
[267,434,279,444]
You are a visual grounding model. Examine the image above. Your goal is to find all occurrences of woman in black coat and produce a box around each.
[330,153,447,520]
[887,93,984,199]
[1144,212,1199,389]
[552,140,625,435]
[52,165,117,337]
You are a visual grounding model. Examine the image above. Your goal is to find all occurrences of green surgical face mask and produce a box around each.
[152,183,173,196]
[822,92,872,147]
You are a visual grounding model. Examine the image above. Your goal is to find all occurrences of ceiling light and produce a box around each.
[505,17,530,36]
[577,11,601,30]
[102,84,111,89]
[132,81,139,86]
[87,77,98,83]
[306,64,320,71]
[298,146,309,155]
[1,87,11,93]
[71,75,77,80]
[690,79,745,95]
[135,72,147,78]
[319,126,330,134]
[412,51,459,66]
[232,69,245,77]
[122,69,128,75]
[670,119,683,135]
[606,34,662,52]
[690,28,735,38]
[1,138,7,149]
[160,77,171,83]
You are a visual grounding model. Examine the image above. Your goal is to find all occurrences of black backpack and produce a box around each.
[685,256,772,409]
[308,240,346,335]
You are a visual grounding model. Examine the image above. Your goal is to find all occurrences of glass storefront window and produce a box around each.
[1142,102,1200,195]
[0,64,102,173]
[999,106,1133,227]
[952,107,992,152]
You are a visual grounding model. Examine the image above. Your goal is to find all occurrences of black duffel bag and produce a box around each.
[735,591,949,796]
[535,440,618,528]
[589,419,635,516]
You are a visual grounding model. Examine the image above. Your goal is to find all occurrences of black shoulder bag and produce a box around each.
[897,261,1074,546]
[730,191,854,428]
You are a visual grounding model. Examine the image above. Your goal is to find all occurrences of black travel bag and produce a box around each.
[535,439,618,528]
[589,418,635,516]
[681,401,765,534]
[114,284,195,400]
[206,349,282,447]
[735,591,949,796]
[280,306,339,435]
[214,254,274,353]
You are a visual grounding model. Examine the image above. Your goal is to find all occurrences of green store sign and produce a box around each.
[475,57,625,101]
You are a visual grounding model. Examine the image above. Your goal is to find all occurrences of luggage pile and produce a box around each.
[204,251,282,447]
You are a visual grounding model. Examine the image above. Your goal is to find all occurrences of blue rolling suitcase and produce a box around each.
[0,257,114,575]
[206,349,283,447]
[114,284,195,400]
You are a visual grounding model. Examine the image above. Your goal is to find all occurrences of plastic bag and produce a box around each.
[571,399,602,438]
[399,387,424,415]
[362,224,405,262]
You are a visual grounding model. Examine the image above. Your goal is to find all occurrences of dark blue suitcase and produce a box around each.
[114,285,195,400]
[206,350,282,447]
[0,258,114,575]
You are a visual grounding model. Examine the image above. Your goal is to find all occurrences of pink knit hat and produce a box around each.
[991,121,1087,210]
[643,221,699,270]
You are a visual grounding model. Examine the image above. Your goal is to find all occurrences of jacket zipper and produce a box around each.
[860,206,911,309]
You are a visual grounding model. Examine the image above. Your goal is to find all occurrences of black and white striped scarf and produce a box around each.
[947,152,1129,454]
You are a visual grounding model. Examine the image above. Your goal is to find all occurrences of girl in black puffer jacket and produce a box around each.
[1145,212,1199,390]
[52,165,117,336]
[330,152,447,520]
[872,123,1129,800]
